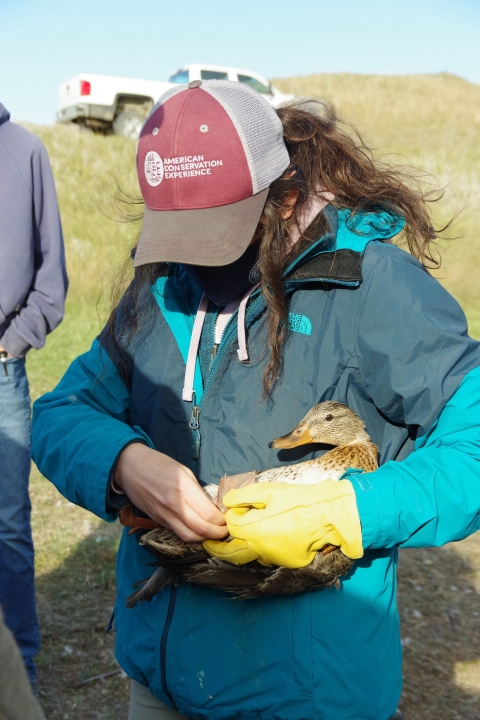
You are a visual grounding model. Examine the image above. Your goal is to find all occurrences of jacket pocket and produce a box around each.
[165,585,314,719]
[290,591,314,697]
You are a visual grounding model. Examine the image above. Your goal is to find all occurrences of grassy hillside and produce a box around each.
[23,128,140,400]
[272,73,480,334]
[27,72,480,398]
[25,73,480,719]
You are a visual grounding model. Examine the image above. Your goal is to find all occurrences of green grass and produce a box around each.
[24,124,140,399]
[25,72,480,719]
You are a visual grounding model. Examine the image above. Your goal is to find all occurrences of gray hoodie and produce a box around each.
[0,104,68,357]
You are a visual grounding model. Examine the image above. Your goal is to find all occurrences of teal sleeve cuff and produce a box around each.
[339,468,385,548]
[349,473,384,549]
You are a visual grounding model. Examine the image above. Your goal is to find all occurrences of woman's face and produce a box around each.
[180,189,300,306]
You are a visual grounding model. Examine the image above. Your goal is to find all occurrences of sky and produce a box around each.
[1,0,479,125]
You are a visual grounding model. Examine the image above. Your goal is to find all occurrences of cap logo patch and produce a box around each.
[144,151,164,186]
[163,155,223,180]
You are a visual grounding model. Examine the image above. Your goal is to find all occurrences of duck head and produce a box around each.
[268,401,370,449]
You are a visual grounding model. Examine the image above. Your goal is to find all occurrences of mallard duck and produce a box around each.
[121,401,378,605]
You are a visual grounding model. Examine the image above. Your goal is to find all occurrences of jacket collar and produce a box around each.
[284,204,405,285]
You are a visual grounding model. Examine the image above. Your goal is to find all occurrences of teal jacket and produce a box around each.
[31,207,480,720]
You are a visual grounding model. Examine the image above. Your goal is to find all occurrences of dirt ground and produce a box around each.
[397,536,480,720]
[34,522,130,719]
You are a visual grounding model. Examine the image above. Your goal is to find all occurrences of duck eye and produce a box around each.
[325,414,334,421]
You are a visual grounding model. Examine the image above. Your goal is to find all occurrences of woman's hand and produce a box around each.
[204,480,363,566]
[114,443,228,542]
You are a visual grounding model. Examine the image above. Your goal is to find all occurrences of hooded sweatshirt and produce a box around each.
[0,104,68,357]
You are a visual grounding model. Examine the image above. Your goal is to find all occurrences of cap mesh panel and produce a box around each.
[200,81,290,194]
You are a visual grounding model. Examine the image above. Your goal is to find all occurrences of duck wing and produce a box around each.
[185,558,272,593]
[126,549,353,604]
[182,548,353,600]
[247,549,354,599]
[125,557,272,606]
[139,526,207,561]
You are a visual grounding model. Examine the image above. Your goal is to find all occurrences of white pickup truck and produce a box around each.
[57,64,293,139]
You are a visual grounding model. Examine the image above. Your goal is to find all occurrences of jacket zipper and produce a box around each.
[209,311,225,369]
[189,392,201,460]
[160,585,179,710]
[209,344,218,368]
[156,276,197,710]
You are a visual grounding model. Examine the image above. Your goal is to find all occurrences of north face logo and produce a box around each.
[288,313,312,335]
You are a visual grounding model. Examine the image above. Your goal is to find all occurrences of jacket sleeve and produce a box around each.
[31,337,150,521]
[0,141,68,357]
[350,245,480,549]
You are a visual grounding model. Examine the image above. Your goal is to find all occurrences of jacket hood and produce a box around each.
[0,104,11,126]
[284,205,405,279]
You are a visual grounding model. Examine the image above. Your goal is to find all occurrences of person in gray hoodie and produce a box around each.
[0,103,68,686]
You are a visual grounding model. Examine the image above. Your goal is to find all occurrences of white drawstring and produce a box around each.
[182,294,209,402]
[237,284,260,361]
[182,285,260,402]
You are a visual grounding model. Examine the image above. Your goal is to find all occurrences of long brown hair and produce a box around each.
[109,99,449,397]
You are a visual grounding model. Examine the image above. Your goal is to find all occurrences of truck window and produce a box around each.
[169,70,189,83]
[238,75,272,94]
[200,70,228,80]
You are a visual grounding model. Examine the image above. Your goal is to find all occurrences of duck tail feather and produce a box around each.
[125,568,176,608]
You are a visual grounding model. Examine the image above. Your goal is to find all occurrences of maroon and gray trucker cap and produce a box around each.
[133,80,290,267]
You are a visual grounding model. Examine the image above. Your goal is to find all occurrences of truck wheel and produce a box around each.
[112,110,145,139]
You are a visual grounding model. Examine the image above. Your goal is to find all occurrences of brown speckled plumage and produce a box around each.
[125,401,378,606]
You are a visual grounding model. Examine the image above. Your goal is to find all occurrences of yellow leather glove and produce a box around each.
[203,480,363,568]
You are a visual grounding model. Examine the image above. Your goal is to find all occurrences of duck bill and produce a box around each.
[268,422,314,449]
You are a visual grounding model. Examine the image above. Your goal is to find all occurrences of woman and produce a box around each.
[32,80,480,720]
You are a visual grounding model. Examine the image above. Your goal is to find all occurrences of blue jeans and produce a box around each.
[0,356,39,683]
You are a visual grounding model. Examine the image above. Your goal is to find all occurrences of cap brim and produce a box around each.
[132,188,269,268]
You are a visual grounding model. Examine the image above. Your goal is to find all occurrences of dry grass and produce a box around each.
[273,72,480,336]
[30,470,128,719]
[23,123,140,400]
[26,72,480,719]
